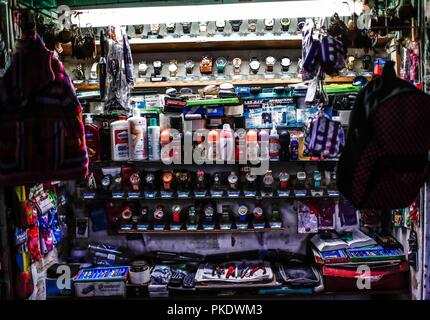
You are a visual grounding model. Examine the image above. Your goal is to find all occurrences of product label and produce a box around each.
[129,121,146,160]
[269,139,280,159]
[114,129,129,160]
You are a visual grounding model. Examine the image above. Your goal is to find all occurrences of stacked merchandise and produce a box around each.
[310,230,409,292]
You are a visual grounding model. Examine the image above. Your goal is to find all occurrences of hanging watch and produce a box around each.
[134,25,144,35]
[262,170,274,188]
[153,205,164,221]
[145,172,156,190]
[249,57,260,74]
[138,62,148,77]
[196,169,205,189]
[265,56,276,72]
[166,22,176,33]
[177,170,190,190]
[181,22,192,34]
[199,21,208,33]
[280,18,291,31]
[228,171,239,190]
[253,204,264,220]
[232,58,242,74]
[297,17,306,31]
[237,203,249,223]
[187,206,197,225]
[213,172,223,190]
[313,170,322,188]
[162,171,173,190]
[215,20,226,32]
[150,23,160,35]
[204,203,215,223]
[200,56,213,74]
[185,60,195,74]
[229,20,242,32]
[215,57,228,74]
[130,173,141,191]
[264,18,275,31]
[168,60,178,77]
[278,169,290,189]
[362,54,372,70]
[153,60,162,75]
[101,174,112,191]
[248,19,257,32]
[346,55,355,71]
[296,171,307,189]
[245,172,257,189]
[172,205,182,224]
[112,176,123,191]
[280,57,291,72]
[121,207,133,220]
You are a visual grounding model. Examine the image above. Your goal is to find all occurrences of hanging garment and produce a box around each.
[0,32,88,186]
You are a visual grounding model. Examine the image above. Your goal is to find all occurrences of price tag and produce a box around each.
[194,191,207,198]
[210,191,224,198]
[203,224,215,230]
[236,223,248,230]
[83,193,96,199]
[177,192,190,198]
[227,191,240,198]
[112,193,126,199]
[160,191,174,198]
[170,225,182,231]
[253,223,265,229]
[269,222,283,229]
[219,224,231,230]
[153,225,165,231]
[128,193,141,199]
[294,190,307,197]
[120,224,133,231]
[187,225,198,231]
[136,225,149,231]
[277,191,290,197]
[244,191,256,197]
[144,192,157,199]
[328,190,340,197]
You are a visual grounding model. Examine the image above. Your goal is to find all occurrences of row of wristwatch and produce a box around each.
[138,56,292,77]
[136,18,296,36]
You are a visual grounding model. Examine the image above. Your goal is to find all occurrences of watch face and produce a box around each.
[264,18,275,27]
[281,18,291,26]
[154,207,164,220]
[216,57,227,66]
[166,22,175,28]
[233,58,242,67]
[238,205,248,216]
[163,172,173,182]
[139,63,148,71]
[172,205,181,213]
[246,172,257,182]
[228,173,238,184]
[168,63,178,72]
[204,206,214,216]
[216,20,226,28]
[253,206,263,217]
[250,60,260,70]
[130,173,140,184]
[265,56,275,65]
[185,60,194,68]
[145,173,154,184]
[153,61,162,68]
[297,172,306,181]
[150,23,160,32]
[281,57,291,66]
[279,171,290,181]
[263,174,274,186]
[102,175,112,187]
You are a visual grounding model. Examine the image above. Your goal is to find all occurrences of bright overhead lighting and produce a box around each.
[72,0,356,27]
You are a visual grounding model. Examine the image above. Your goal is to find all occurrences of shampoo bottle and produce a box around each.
[147,118,161,161]
[128,108,147,160]
[110,116,129,161]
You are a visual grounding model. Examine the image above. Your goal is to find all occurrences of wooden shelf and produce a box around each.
[117,227,285,235]
[62,35,392,55]
[74,76,360,92]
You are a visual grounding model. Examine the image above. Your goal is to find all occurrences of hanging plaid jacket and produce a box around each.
[0,32,88,186]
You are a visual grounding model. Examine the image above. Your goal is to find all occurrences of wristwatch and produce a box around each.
[248,19,257,32]
[130,173,141,191]
[101,174,112,191]
[138,62,148,77]
[166,22,176,33]
[134,25,144,35]
[181,22,192,34]
[112,176,122,191]
[296,171,307,188]
[280,18,291,31]
[213,172,223,190]
[228,171,239,190]
[297,18,306,31]
[168,60,178,77]
[265,56,276,72]
[278,169,290,189]
[347,55,355,71]
[262,170,274,188]
[229,20,242,32]
[145,172,156,190]
[253,204,264,220]
[245,171,257,188]
[150,23,160,35]
[153,205,164,221]
[200,56,213,74]
[187,206,197,225]
[280,57,292,72]
[237,203,249,223]
[249,57,261,74]
[162,171,173,190]
[313,170,322,188]
[199,21,208,33]
[177,170,190,189]
[362,54,372,70]
[215,20,226,32]
[196,169,205,189]
[121,206,133,220]
[204,203,215,223]
[232,58,242,74]
[215,57,228,73]
[264,18,275,31]
[153,60,162,75]
[172,205,182,224]
[185,60,195,74]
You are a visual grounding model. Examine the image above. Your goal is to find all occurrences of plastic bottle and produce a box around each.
[290,135,299,160]
[84,114,100,161]
[128,108,147,160]
[279,129,291,161]
[258,129,270,161]
[219,124,235,162]
[160,128,172,162]
[110,115,129,161]
[147,118,161,161]
[269,126,280,161]
[207,129,219,161]
[246,129,259,161]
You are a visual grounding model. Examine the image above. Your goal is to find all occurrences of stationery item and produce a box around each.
[310,229,377,252]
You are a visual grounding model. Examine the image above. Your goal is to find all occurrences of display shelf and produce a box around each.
[62,35,393,55]
[117,227,285,235]
[74,76,365,92]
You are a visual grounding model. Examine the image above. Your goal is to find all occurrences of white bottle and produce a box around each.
[258,129,270,161]
[269,126,280,161]
[147,118,161,161]
[219,124,235,162]
[246,129,259,161]
[128,108,147,160]
[207,129,219,161]
[110,116,129,161]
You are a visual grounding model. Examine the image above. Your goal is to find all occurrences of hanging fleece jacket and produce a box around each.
[0,32,88,186]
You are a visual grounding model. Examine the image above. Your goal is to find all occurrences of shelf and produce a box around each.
[117,227,285,235]
[62,34,393,55]
[74,77,363,92]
